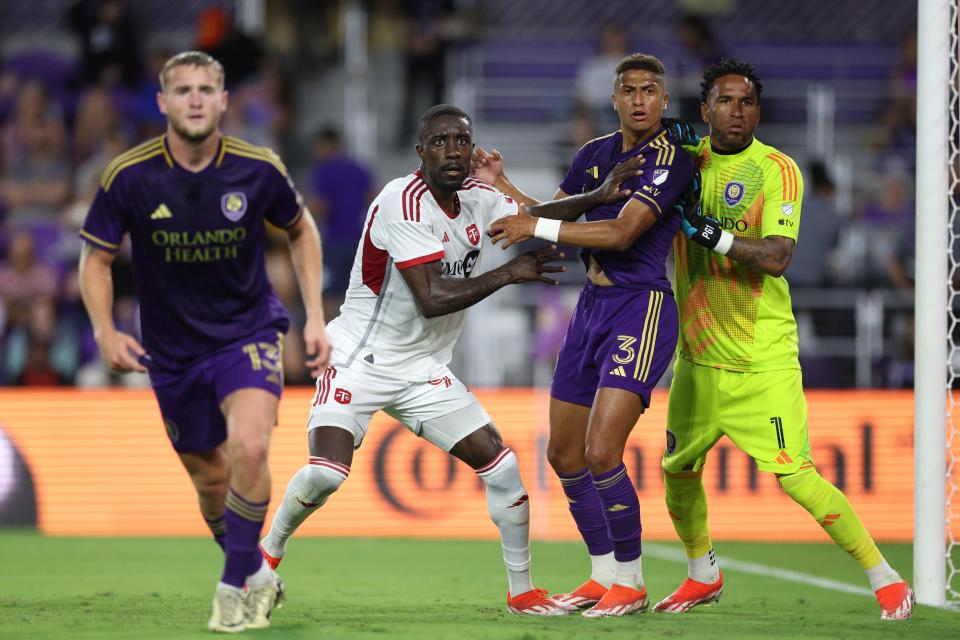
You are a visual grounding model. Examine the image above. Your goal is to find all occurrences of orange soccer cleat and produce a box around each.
[581,583,649,617]
[506,588,569,616]
[876,581,914,620]
[550,579,609,611]
[259,544,282,570]
[654,573,723,613]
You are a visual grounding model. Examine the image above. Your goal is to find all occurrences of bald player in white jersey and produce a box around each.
[260,105,574,616]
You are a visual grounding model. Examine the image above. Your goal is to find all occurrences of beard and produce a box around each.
[169,116,218,144]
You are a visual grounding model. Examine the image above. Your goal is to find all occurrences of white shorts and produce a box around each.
[306,362,491,451]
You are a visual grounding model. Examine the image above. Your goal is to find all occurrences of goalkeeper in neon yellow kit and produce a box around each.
[656,58,913,620]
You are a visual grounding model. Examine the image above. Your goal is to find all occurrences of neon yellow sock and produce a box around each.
[777,465,883,571]
[663,469,713,559]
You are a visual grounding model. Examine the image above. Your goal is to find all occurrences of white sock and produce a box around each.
[613,557,644,589]
[589,552,617,587]
[216,581,244,596]
[477,449,534,595]
[688,548,720,584]
[246,557,274,586]
[261,459,349,557]
[865,559,901,591]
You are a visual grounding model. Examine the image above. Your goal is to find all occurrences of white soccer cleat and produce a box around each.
[244,572,283,629]
[208,585,245,633]
[506,588,569,616]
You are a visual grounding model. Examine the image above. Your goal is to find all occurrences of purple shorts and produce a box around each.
[146,328,285,453]
[551,284,678,408]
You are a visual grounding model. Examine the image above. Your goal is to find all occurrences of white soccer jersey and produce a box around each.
[326,171,519,381]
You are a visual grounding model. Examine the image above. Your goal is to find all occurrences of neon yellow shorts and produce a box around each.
[662,358,813,475]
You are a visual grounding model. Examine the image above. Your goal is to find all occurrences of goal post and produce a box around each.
[915,0,951,608]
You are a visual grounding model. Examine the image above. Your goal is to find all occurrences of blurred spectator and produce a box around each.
[0,95,71,232]
[196,7,264,87]
[556,105,597,178]
[859,163,913,287]
[71,85,125,162]
[132,48,173,139]
[66,0,143,88]
[0,231,58,331]
[396,0,457,147]
[875,31,916,160]
[4,297,77,386]
[308,127,375,321]
[574,23,628,130]
[1,79,63,164]
[787,161,840,287]
[674,14,727,121]
[220,57,295,151]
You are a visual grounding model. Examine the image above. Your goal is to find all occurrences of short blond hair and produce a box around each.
[158,51,225,92]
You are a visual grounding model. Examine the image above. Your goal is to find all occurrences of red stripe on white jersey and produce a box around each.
[475,448,512,475]
[321,367,337,404]
[396,250,445,270]
[410,182,429,222]
[361,206,389,295]
[464,178,496,193]
[401,175,424,221]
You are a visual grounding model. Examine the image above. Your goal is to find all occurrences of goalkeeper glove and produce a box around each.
[675,171,734,255]
[661,117,700,147]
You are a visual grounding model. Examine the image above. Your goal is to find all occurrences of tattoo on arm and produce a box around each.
[726,235,796,277]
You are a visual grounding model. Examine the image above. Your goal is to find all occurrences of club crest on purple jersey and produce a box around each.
[221,192,248,222]
[724,181,745,206]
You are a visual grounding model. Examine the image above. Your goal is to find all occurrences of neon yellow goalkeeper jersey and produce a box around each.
[674,136,804,372]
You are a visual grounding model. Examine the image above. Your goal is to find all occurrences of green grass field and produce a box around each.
[0,531,956,639]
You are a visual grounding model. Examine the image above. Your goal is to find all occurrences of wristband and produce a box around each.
[714,230,734,255]
[534,217,562,242]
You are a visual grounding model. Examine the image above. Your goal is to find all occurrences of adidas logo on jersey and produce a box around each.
[442,231,450,242]
[150,203,173,220]
[609,365,627,377]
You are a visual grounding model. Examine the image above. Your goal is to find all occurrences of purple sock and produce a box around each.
[591,464,641,562]
[221,488,269,587]
[557,468,614,556]
[204,514,226,551]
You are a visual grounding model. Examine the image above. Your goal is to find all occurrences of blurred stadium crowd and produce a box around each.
[0,0,920,388]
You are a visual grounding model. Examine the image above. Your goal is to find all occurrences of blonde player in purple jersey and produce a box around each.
[656,57,913,620]
[79,51,329,632]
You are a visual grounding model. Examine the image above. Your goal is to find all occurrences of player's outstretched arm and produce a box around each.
[523,155,645,222]
[78,243,147,373]
[489,197,657,251]
[284,208,331,376]
[399,246,566,319]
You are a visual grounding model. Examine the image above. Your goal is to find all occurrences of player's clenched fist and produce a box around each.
[95,329,148,373]
[500,246,566,285]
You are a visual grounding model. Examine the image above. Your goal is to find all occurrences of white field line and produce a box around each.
[644,542,873,596]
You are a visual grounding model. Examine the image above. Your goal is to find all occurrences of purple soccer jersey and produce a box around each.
[559,128,694,292]
[81,135,301,370]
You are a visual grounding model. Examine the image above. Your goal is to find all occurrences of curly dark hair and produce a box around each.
[699,57,763,103]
